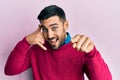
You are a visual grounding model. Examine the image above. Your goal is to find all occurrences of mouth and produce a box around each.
[48,38,58,45]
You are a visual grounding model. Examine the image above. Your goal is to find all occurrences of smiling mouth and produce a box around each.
[48,38,58,45]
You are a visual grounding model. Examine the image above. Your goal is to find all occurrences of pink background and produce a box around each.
[0,0,120,80]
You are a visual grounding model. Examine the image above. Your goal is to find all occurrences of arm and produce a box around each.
[84,46,112,80]
[71,34,112,80]
[4,38,31,75]
[5,25,46,75]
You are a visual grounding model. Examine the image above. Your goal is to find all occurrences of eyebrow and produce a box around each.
[41,23,58,29]
[49,23,58,27]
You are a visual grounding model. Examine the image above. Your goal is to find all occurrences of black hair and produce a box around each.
[37,5,66,22]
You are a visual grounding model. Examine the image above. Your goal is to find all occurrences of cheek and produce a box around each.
[58,29,66,39]
[56,32,62,38]
[57,28,64,35]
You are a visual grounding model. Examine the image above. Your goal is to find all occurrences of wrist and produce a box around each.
[22,37,31,47]
[85,46,96,58]
[26,36,31,45]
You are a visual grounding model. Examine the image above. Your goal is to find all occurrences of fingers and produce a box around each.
[71,34,81,43]
[37,41,47,50]
[76,35,87,51]
[36,31,46,50]
[80,37,91,51]
[71,34,80,48]
[31,38,46,50]
[71,34,94,53]
[26,25,47,50]
[72,43,76,48]
[37,24,45,46]
[38,33,45,44]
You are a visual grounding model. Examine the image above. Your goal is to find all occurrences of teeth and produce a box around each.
[51,38,56,42]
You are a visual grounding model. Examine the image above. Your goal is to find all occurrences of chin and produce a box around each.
[51,44,61,50]
[51,45,59,50]
[50,40,63,50]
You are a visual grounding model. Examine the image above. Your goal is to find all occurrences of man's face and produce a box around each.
[40,16,68,49]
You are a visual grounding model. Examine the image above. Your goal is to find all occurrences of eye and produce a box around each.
[42,27,48,33]
[52,26,58,31]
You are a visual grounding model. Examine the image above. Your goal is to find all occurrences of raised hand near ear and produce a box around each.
[26,25,47,50]
[71,34,94,53]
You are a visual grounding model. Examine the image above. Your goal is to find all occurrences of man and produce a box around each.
[5,5,112,80]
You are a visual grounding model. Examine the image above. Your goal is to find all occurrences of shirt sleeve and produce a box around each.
[4,37,31,75]
[83,46,112,80]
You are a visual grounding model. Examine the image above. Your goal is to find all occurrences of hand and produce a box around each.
[71,34,94,53]
[26,25,47,50]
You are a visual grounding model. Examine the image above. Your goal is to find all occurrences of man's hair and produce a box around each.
[37,5,66,22]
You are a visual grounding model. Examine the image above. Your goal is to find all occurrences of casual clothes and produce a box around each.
[5,34,112,80]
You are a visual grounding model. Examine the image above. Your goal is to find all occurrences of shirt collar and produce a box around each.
[64,32,71,44]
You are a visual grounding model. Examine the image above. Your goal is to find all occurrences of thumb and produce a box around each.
[71,34,81,43]
[36,24,42,32]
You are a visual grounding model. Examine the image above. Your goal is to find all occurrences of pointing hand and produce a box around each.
[71,34,94,53]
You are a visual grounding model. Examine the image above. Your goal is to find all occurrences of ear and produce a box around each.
[64,20,69,30]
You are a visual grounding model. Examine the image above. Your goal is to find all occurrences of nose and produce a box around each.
[47,30,54,38]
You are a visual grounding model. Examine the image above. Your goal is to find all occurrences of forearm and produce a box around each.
[4,37,31,75]
[84,46,112,80]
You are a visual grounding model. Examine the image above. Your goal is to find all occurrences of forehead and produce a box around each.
[40,16,62,27]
